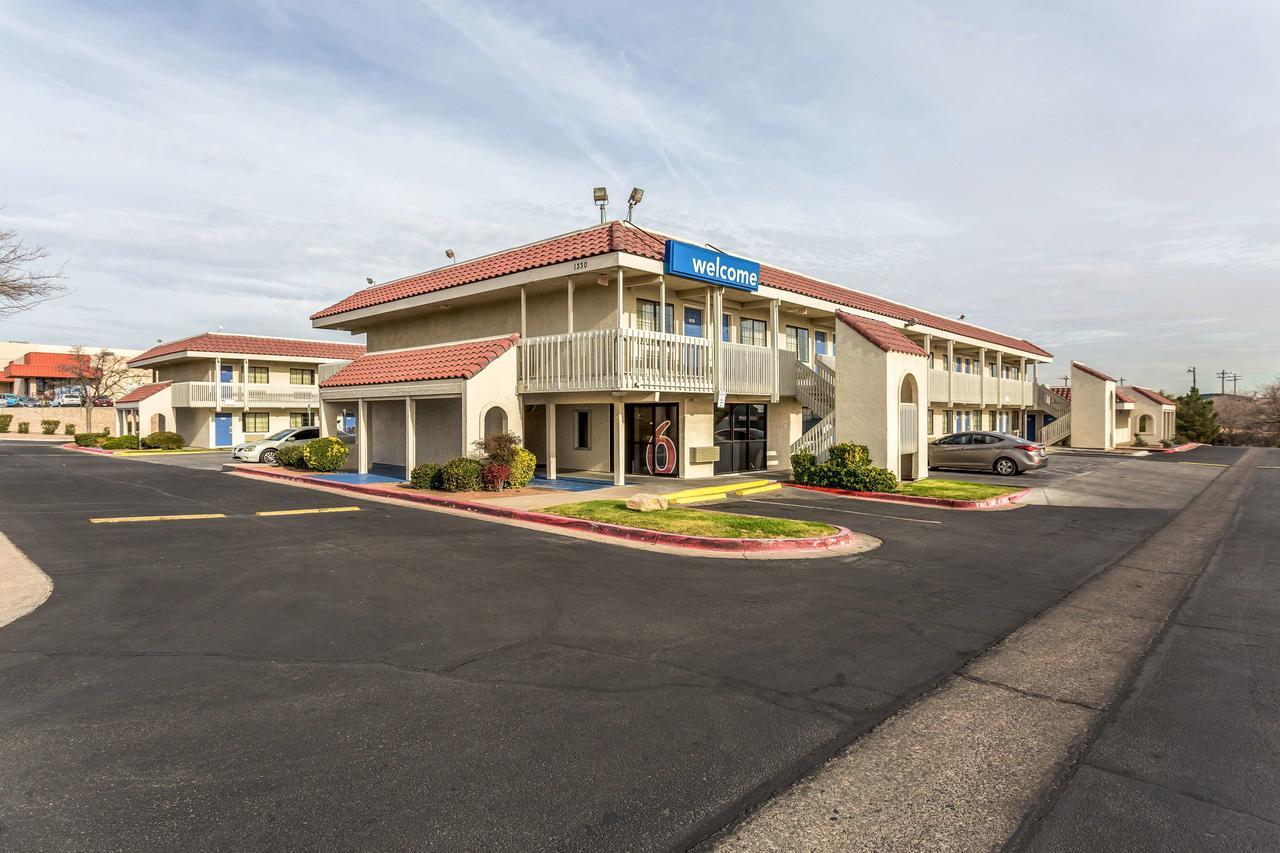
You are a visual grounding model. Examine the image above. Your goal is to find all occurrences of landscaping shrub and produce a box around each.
[473,431,523,466]
[74,432,107,447]
[1132,434,1148,447]
[302,436,348,472]
[409,462,442,490]
[507,446,536,488]
[0,414,11,433]
[482,462,511,491]
[40,419,59,435]
[439,456,484,492]
[274,443,308,469]
[141,430,184,450]
[1160,439,1174,448]
[102,435,140,450]
[790,443,898,493]
[17,422,29,434]
[64,423,76,435]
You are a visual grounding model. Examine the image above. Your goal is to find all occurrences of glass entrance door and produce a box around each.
[627,404,680,476]
[713,404,767,474]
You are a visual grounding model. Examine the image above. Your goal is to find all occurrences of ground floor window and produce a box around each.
[574,409,591,449]
[290,411,316,428]
[714,403,767,475]
[626,403,679,476]
[927,408,935,435]
[243,411,270,433]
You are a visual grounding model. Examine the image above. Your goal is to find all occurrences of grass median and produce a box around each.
[539,499,838,540]
[892,479,1023,501]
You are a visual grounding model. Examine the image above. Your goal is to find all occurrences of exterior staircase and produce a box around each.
[790,359,837,460]
[1035,384,1072,446]
[1039,412,1072,447]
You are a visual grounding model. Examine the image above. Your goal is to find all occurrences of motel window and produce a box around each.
[243,412,270,433]
[247,366,269,384]
[785,326,810,363]
[740,318,768,348]
[290,412,315,428]
[574,410,590,450]
[290,368,315,385]
[636,299,675,333]
[927,409,935,435]
[945,410,954,433]
[722,313,732,342]
[990,411,998,430]
[814,330,828,356]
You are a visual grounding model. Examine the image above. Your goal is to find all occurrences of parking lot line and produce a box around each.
[743,498,943,525]
[89,513,227,524]
[255,506,362,517]
[1178,461,1230,467]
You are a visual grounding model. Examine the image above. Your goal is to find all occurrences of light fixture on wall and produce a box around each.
[366,277,375,285]
[593,187,608,223]
[627,187,644,222]
[445,249,456,263]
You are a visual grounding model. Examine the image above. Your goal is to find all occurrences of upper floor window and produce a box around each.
[290,411,316,428]
[247,366,269,384]
[990,363,999,378]
[722,313,732,343]
[290,368,316,386]
[636,299,674,333]
[814,330,828,356]
[785,325,810,363]
[740,318,768,348]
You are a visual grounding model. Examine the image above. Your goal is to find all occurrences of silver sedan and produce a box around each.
[928,432,1047,476]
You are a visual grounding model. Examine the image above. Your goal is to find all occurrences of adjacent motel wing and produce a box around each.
[310,221,1055,483]
[123,333,366,447]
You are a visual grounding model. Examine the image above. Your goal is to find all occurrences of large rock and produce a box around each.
[626,493,669,512]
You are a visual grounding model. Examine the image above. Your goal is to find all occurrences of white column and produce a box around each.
[404,397,416,474]
[770,299,780,403]
[613,402,625,486]
[520,285,527,338]
[946,339,955,405]
[214,357,222,413]
[356,399,369,474]
[545,402,557,480]
[242,357,249,410]
[567,278,575,334]
[658,275,667,332]
[615,270,625,385]
[979,347,988,411]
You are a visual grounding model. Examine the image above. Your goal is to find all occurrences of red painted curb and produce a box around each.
[785,482,1030,510]
[61,443,114,454]
[235,467,859,554]
[1155,442,1200,454]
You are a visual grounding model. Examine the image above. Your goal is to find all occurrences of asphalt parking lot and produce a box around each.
[0,441,1239,850]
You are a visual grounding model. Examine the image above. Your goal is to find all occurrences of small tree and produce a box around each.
[1256,378,1280,446]
[1175,387,1220,444]
[64,346,134,430]
[1,227,65,317]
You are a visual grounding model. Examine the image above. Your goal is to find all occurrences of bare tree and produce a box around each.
[64,346,134,430]
[1258,379,1280,445]
[1,228,65,317]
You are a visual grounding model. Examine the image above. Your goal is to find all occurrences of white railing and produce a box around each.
[927,369,949,403]
[170,381,319,408]
[776,348,799,397]
[720,341,774,396]
[952,372,981,403]
[1041,413,1072,446]
[983,376,998,403]
[899,402,919,452]
[790,410,836,461]
[794,358,836,417]
[519,328,711,393]
[1036,383,1070,418]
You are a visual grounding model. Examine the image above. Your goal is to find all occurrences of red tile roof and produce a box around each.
[130,333,365,365]
[116,381,172,404]
[1115,388,1135,404]
[1130,386,1177,407]
[1049,386,1071,401]
[836,311,927,357]
[1072,361,1117,383]
[319,335,518,388]
[2,351,91,379]
[312,221,1051,358]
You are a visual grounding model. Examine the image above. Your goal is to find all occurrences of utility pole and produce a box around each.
[1187,366,1197,391]
[1231,373,1242,396]
[1216,369,1231,395]
[1059,375,1070,387]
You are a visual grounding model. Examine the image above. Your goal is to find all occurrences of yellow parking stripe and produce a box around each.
[90,513,227,524]
[255,507,362,517]
[1178,461,1229,467]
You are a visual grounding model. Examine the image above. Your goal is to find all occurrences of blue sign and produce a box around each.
[664,240,759,292]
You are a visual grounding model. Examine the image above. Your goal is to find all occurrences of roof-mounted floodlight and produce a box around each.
[627,187,644,222]
[593,187,608,223]
[445,249,456,263]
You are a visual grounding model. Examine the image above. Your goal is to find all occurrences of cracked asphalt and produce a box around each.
[0,442,1223,850]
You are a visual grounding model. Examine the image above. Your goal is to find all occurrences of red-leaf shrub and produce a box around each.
[482,462,511,491]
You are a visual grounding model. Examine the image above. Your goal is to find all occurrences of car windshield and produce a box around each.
[265,429,294,441]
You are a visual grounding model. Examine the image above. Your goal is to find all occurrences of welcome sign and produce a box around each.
[664,240,760,292]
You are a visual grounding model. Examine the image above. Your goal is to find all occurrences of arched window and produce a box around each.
[1138,414,1154,433]
[483,405,508,438]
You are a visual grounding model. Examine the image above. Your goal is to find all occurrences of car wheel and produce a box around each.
[260,449,277,465]
[993,457,1019,476]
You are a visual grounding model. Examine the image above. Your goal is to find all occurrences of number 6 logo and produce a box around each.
[646,420,677,475]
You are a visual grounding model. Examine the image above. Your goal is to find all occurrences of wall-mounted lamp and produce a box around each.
[593,187,608,223]
[627,187,644,222]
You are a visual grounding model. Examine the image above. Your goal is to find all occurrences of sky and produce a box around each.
[1,0,1277,393]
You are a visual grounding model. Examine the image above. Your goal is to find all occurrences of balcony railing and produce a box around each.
[927,371,1033,406]
[720,341,774,396]
[170,381,319,408]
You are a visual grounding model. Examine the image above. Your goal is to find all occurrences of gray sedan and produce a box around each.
[232,426,320,464]
[928,431,1047,476]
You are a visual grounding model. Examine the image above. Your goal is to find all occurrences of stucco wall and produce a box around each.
[369,400,406,468]
[767,399,802,470]
[554,403,612,473]
[0,407,114,434]
[415,398,464,463]
[1070,366,1115,450]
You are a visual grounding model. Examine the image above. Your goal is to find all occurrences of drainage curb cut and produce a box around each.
[0,532,53,629]
[236,467,864,554]
[786,482,1031,509]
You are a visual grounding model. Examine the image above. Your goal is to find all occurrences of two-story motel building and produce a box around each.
[121,333,366,447]
[310,221,1054,484]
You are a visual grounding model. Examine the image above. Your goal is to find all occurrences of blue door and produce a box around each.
[342,412,356,432]
[214,412,233,447]
[1026,414,1037,440]
[683,306,703,337]
[219,364,234,383]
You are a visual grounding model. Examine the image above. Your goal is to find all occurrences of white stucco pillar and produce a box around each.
[520,285,527,338]
[356,399,369,475]
[404,397,416,474]
[567,278,575,334]
[545,402,557,480]
[946,339,955,404]
[770,299,780,403]
[613,402,625,486]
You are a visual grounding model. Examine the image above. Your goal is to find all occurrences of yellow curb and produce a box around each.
[255,506,361,517]
[89,513,227,524]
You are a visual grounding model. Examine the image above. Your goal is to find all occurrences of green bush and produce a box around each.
[507,446,536,488]
[790,443,898,493]
[141,430,184,450]
[17,422,29,434]
[439,456,484,492]
[302,436,348,472]
[827,443,871,466]
[409,462,442,490]
[102,435,140,450]
[64,423,76,435]
[472,431,523,466]
[790,449,817,484]
[1161,439,1174,448]
[1132,434,1148,447]
[274,443,308,469]
[74,432,106,447]
[0,414,12,433]
[40,419,59,435]
[482,462,511,491]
